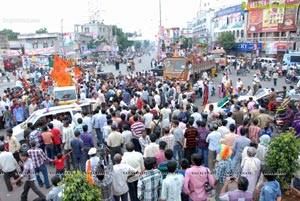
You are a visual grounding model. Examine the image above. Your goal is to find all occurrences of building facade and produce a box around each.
[80,22,114,46]
[246,0,299,55]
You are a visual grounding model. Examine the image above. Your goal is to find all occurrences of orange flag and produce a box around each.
[74,67,82,77]
[51,55,72,86]
[41,78,47,92]
[22,77,30,88]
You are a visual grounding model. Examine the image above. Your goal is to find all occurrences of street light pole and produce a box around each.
[61,19,65,58]
[159,0,162,27]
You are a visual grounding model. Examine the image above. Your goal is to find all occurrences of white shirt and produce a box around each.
[113,163,137,196]
[143,113,154,129]
[154,94,161,106]
[206,131,221,151]
[217,126,230,139]
[143,143,159,158]
[236,80,243,89]
[191,112,202,128]
[83,116,93,133]
[51,119,64,134]
[122,151,145,182]
[122,130,132,148]
[225,117,236,129]
[160,174,184,201]
[0,151,20,172]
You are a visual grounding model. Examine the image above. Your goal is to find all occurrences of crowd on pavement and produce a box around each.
[1,61,300,201]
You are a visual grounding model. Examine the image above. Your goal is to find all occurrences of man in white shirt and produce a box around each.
[206,124,221,170]
[217,120,230,139]
[236,78,243,90]
[0,145,22,192]
[154,91,161,107]
[191,107,202,128]
[122,142,144,201]
[51,115,64,134]
[160,103,172,129]
[144,134,159,158]
[143,108,154,135]
[160,160,184,201]
[225,112,236,130]
[82,112,93,133]
[112,154,137,200]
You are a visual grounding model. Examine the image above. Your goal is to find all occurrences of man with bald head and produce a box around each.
[122,142,144,201]
[112,153,137,201]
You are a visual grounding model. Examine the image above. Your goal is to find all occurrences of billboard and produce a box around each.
[63,33,76,46]
[214,5,244,31]
[247,0,299,33]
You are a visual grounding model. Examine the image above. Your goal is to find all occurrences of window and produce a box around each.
[281,32,286,37]
[233,30,235,37]
[237,30,240,38]
[84,28,89,33]
[241,30,244,38]
[274,32,279,37]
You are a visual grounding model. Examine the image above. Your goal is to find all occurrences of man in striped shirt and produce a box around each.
[131,115,145,153]
[184,120,198,163]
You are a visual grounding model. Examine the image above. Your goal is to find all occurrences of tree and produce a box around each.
[0,29,19,40]
[112,25,133,52]
[62,171,101,201]
[133,41,142,50]
[266,129,300,191]
[36,27,48,34]
[216,32,236,52]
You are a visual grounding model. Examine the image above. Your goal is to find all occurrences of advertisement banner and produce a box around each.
[247,0,298,33]
[64,33,76,46]
[248,9,263,32]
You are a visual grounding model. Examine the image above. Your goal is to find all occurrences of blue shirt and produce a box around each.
[13,107,23,122]
[259,180,282,201]
[71,138,83,158]
[261,129,273,137]
[80,132,94,148]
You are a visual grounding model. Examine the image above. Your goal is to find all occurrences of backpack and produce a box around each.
[153,121,161,135]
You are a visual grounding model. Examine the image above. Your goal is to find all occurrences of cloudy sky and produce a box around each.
[0,0,199,39]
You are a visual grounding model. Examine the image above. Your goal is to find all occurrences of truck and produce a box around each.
[209,49,227,69]
[162,56,215,82]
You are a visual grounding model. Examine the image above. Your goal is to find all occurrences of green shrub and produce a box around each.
[266,131,300,190]
[62,171,101,201]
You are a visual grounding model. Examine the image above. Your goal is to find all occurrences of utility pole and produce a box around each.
[61,19,65,58]
[159,0,162,27]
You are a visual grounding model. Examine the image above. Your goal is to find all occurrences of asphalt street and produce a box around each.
[0,53,288,200]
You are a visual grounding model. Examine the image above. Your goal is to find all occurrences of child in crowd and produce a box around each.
[51,151,72,178]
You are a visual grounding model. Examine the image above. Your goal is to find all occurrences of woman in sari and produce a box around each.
[292,104,300,137]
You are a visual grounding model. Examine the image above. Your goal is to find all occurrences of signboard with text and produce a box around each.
[247,0,299,33]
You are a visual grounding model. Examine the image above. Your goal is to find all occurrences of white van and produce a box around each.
[226,55,237,63]
[259,58,278,66]
[13,104,82,143]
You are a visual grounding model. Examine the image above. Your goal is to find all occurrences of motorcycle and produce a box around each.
[285,74,300,84]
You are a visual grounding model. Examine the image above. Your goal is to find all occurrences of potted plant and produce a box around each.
[266,129,300,193]
[61,171,101,201]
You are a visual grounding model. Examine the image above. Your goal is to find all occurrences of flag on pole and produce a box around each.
[41,78,48,92]
[22,77,30,88]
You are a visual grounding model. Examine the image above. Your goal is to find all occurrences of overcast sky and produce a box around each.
[0,0,199,39]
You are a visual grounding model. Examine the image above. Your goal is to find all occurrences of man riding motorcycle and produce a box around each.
[280,104,295,132]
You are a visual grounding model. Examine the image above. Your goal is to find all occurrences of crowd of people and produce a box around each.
[1,57,300,201]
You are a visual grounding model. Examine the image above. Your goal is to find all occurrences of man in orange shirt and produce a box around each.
[41,126,55,164]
